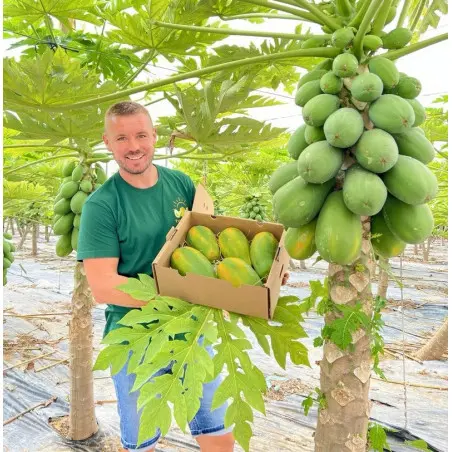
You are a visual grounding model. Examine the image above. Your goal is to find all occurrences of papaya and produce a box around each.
[73,214,81,229]
[332,53,359,78]
[383,195,434,244]
[62,161,77,177]
[302,94,341,127]
[405,98,426,127]
[80,180,93,193]
[284,219,317,260]
[95,164,108,184]
[331,27,355,48]
[70,191,89,214]
[315,191,362,265]
[304,125,326,144]
[71,227,79,251]
[186,225,220,262]
[382,27,412,49]
[363,35,383,51]
[60,181,80,199]
[217,257,262,287]
[63,176,72,183]
[323,108,364,148]
[273,176,334,228]
[393,76,422,99]
[288,124,309,160]
[371,212,406,258]
[385,6,397,25]
[354,128,398,173]
[5,252,14,263]
[54,192,64,204]
[218,227,251,265]
[297,141,343,183]
[3,257,12,269]
[369,94,415,133]
[56,233,73,257]
[351,73,384,102]
[71,165,84,182]
[9,243,15,252]
[343,165,387,216]
[392,128,435,164]
[301,36,329,49]
[297,70,328,90]
[368,57,399,89]
[3,240,11,253]
[53,214,62,226]
[54,198,72,215]
[320,71,343,95]
[382,155,438,205]
[3,232,12,240]
[53,212,75,236]
[314,59,333,71]
[250,232,279,279]
[295,80,323,107]
[170,246,216,278]
[269,161,299,194]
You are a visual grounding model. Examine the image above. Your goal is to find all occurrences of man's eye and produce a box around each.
[138,134,147,138]
[117,137,126,141]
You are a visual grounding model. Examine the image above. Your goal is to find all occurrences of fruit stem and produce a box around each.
[336,0,354,18]
[383,32,448,60]
[39,47,342,112]
[219,13,300,21]
[409,0,427,32]
[371,0,393,36]
[4,153,80,176]
[397,0,412,28]
[294,0,343,30]
[348,0,372,28]
[240,0,323,24]
[353,0,383,61]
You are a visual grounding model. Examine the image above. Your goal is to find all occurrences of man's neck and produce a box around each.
[119,164,159,189]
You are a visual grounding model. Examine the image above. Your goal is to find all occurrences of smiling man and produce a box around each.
[76,101,235,452]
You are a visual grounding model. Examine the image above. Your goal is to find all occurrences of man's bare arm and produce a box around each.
[83,257,147,308]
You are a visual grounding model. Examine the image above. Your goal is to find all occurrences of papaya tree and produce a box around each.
[4,0,448,450]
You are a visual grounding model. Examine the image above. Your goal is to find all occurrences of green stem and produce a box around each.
[295,0,342,30]
[154,146,199,160]
[219,13,299,20]
[353,0,382,61]
[240,0,322,24]
[151,20,313,41]
[410,0,427,32]
[397,0,412,28]
[4,153,79,176]
[3,143,76,151]
[382,32,448,60]
[40,47,342,112]
[119,50,156,90]
[349,0,372,28]
[371,0,392,35]
[94,21,107,73]
[39,0,56,44]
[337,0,354,17]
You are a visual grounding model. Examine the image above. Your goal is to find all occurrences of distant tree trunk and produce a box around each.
[31,223,38,256]
[16,219,24,238]
[415,318,448,361]
[299,260,306,269]
[3,218,8,232]
[441,236,444,246]
[45,225,50,242]
[289,259,296,269]
[377,258,389,299]
[18,224,32,250]
[10,218,15,236]
[414,244,418,255]
[423,237,432,262]
[370,260,377,279]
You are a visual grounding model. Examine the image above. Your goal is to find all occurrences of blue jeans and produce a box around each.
[112,346,230,451]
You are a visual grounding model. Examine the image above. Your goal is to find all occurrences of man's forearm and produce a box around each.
[94,273,148,308]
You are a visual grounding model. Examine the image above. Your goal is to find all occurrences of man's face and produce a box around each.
[103,113,157,175]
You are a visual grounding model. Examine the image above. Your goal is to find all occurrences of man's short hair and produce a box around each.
[105,101,153,125]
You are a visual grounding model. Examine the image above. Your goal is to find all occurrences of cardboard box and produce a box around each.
[152,184,290,319]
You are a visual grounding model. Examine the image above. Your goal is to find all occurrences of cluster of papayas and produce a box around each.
[3,232,15,286]
[170,225,279,287]
[240,194,266,221]
[53,161,107,257]
[271,25,436,266]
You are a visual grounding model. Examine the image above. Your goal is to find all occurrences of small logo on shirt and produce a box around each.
[173,197,188,222]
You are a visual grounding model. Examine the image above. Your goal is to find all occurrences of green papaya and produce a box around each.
[80,180,93,193]
[284,219,317,260]
[288,124,309,160]
[315,191,362,265]
[73,214,81,229]
[369,94,415,133]
[60,181,80,199]
[217,257,262,287]
[95,165,108,184]
[71,227,79,251]
[302,94,341,127]
[71,165,84,182]
[368,57,399,89]
[54,198,72,215]
[314,59,333,71]
[250,232,279,279]
[70,191,89,214]
[295,80,323,107]
[3,232,12,240]
[331,27,355,48]
[301,36,329,49]
[393,76,422,99]
[304,125,326,144]
[332,53,359,78]
[382,27,412,49]
[382,155,438,205]
[297,141,343,184]
[323,108,364,148]
[218,227,251,265]
[371,212,406,258]
[405,98,426,127]
[351,73,384,102]
[363,35,383,51]
[392,128,435,164]
[343,165,387,215]
[170,246,216,278]
[269,161,299,194]
[62,161,77,177]
[56,233,73,257]
[53,213,75,236]
[186,225,220,262]
[297,70,328,90]
[320,71,343,95]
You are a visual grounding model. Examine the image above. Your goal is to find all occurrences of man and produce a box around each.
[77,101,235,452]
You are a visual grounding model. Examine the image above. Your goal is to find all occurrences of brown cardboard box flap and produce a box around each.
[192,184,214,215]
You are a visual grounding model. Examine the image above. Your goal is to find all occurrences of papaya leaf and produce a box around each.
[115,273,157,301]
[368,422,392,452]
[405,439,431,451]
[92,343,130,374]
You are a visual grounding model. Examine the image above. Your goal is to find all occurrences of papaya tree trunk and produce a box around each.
[289,258,297,269]
[31,223,38,256]
[377,258,389,299]
[16,219,24,238]
[414,243,418,255]
[10,218,15,235]
[3,217,8,232]
[415,318,448,361]
[45,225,50,242]
[18,224,31,250]
[299,259,307,269]
[68,262,98,440]
[315,219,373,452]
[441,236,444,246]
[423,236,432,262]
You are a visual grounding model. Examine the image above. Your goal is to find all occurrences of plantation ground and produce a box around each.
[3,234,448,451]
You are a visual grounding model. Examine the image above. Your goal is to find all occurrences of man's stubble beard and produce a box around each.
[117,155,153,175]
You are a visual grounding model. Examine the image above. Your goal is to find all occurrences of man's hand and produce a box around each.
[282,271,290,286]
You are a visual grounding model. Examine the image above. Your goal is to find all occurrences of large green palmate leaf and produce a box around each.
[93,275,308,451]
[3,0,102,28]
[408,0,448,35]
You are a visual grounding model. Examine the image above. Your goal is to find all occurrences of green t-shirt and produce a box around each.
[77,165,195,337]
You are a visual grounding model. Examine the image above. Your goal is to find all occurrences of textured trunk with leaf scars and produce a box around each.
[415,318,448,361]
[31,223,38,256]
[68,262,98,440]
[315,219,373,452]
[377,258,389,299]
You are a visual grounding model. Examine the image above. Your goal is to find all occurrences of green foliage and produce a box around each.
[370,296,387,379]
[368,422,392,452]
[301,387,327,416]
[94,276,308,451]
[405,439,431,451]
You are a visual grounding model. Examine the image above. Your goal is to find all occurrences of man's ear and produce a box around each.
[102,133,109,147]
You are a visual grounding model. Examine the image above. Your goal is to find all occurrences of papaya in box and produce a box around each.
[152,184,290,319]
